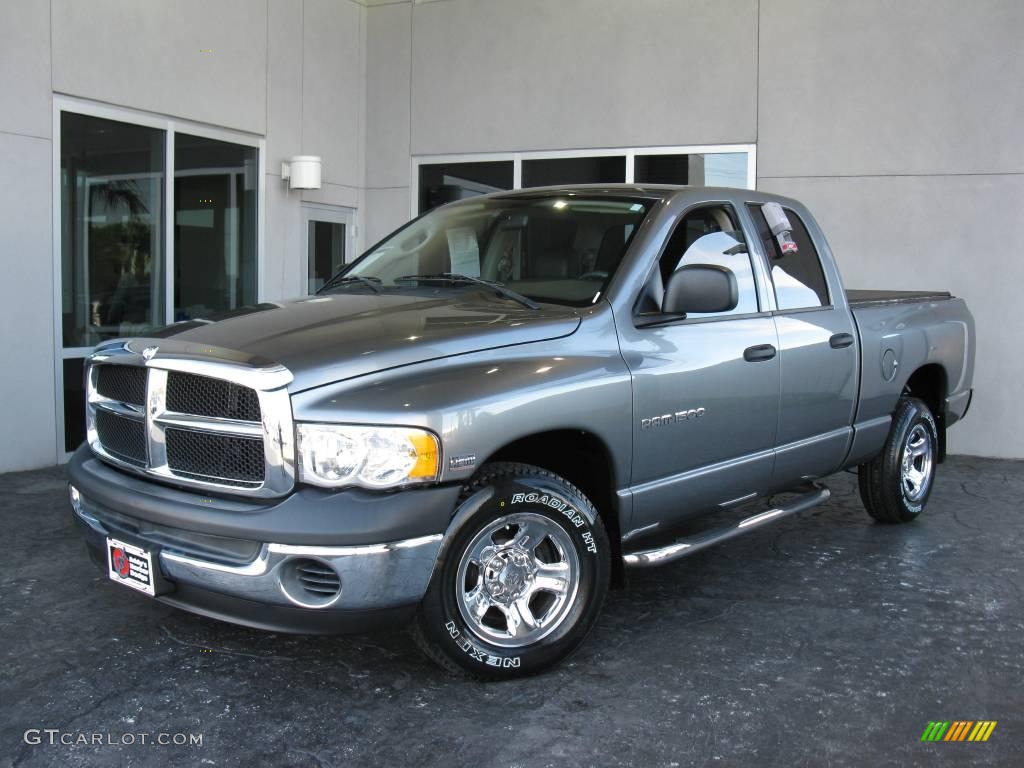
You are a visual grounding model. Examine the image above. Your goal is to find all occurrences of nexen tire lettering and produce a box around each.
[445,620,521,668]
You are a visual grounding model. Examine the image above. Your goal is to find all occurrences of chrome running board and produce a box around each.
[622,484,830,568]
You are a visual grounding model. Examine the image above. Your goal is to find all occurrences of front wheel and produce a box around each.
[858,397,939,523]
[412,462,610,679]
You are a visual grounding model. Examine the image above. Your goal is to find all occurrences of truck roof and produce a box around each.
[485,183,801,208]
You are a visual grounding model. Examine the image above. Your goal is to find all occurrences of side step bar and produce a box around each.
[622,484,830,568]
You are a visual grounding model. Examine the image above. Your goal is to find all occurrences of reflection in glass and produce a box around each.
[634,153,748,187]
[174,133,258,320]
[308,221,347,293]
[418,161,513,214]
[63,357,85,451]
[521,156,625,188]
[60,112,165,347]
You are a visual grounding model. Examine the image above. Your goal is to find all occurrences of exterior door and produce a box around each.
[619,204,781,536]
[303,204,355,294]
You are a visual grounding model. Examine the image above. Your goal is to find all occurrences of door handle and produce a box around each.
[830,333,855,349]
[743,344,777,362]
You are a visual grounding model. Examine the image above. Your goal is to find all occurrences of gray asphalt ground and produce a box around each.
[1,455,1021,767]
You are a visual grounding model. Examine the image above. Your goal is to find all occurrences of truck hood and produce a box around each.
[146,291,582,392]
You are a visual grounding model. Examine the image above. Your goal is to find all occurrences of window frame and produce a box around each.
[51,96,266,462]
[745,202,833,314]
[632,201,771,328]
[410,144,757,218]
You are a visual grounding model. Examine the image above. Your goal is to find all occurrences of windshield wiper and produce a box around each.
[394,273,540,310]
[318,274,382,294]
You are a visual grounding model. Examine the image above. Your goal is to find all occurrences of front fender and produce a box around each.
[289,311,632,490]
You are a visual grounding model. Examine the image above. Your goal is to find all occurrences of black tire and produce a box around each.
[411,462,610,679]
[858,397,939,523]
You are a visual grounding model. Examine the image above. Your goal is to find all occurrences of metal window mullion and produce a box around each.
[164,126,175,325]
[146,369,169,469]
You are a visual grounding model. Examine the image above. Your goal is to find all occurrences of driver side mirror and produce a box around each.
[662,264,738,316]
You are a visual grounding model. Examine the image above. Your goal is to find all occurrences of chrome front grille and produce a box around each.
[165,428,265,486]
[96,365,147,406]
[94,409,147,467]
[85,342,295,497]
[166,371,262,422]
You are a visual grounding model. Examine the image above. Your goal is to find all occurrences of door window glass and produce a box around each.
[307,220,347,293]
[174,133,258,320]
[747,204,829,309]
[640,204,759,318]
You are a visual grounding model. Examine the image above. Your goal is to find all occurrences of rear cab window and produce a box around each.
[747,204,830,310]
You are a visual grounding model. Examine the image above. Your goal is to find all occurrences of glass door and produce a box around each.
[303,204,355,294]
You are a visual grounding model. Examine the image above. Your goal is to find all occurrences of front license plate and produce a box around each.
[107,537,156,596]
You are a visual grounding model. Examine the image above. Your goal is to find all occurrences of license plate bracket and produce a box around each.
[106,537,171,596]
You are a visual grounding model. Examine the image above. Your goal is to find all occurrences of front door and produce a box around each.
[618,204,781,538]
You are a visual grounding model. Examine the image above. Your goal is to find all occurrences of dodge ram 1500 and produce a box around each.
[68,185,974,678]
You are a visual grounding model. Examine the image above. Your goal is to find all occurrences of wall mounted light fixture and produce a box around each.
[281,156,322,190]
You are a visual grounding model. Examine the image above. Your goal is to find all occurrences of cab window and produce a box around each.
[638,203,760,318]
[747,204,830,310]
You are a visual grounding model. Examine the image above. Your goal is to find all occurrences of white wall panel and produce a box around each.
[0,0,51,139]
[410,0,758,155]
[302,0,365,188]
[758,0,1024,178]
[0,133,56,470]
[52,0,267,134]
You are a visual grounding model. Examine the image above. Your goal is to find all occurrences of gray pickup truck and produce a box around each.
[68,185,974,678]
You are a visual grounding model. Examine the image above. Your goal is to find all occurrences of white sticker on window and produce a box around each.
[446,228,481,277]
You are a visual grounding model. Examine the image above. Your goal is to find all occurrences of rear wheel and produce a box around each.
[858,397,938,523]
[411,462,610,679]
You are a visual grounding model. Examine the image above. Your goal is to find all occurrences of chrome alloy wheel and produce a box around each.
[901,423,934,502]
[455,512,580,649]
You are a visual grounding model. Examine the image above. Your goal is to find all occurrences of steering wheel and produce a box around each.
[578,271,608,281]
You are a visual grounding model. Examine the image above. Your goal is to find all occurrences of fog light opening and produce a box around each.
[279,557,342,608]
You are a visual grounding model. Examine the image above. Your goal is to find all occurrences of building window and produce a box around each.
[174,133,258,319]
[60,112,166,347]
[521,156,625,188]
[634,152,749,187]
[417,160,513,214]
[413,145,755,216]
[57,103,263,454]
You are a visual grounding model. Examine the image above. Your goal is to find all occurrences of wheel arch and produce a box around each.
[902,363,948,461]
[484,430,626,587]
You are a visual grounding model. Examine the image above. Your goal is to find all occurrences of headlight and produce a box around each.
[296,423,440,489]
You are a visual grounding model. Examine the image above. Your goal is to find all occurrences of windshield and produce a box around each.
[336,196,651,306]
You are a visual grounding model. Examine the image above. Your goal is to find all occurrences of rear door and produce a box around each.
[745,203,858,489]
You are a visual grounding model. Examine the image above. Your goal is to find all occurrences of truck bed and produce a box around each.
[846,289,952,308]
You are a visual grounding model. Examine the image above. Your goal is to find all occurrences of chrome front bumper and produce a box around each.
[160,537,443,610]
[72,489,443,614]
